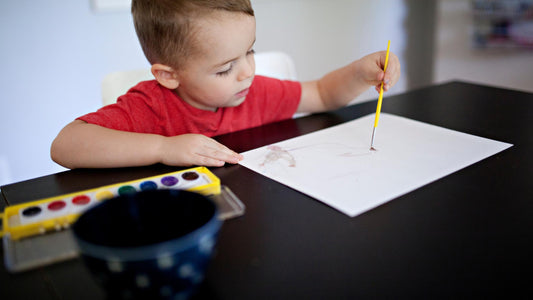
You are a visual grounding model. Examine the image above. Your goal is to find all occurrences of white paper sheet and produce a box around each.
[239,113,512,217]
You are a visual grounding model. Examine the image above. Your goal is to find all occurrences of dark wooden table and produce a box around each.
[2,81,532,299]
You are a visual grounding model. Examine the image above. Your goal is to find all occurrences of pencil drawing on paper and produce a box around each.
[258,143,373,169]
[260,145,296,167]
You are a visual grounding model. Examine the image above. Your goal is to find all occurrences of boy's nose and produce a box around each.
[238,56,255,81]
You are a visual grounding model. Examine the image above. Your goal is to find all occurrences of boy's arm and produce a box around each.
[297,51,401,113]
[50,120,242,169]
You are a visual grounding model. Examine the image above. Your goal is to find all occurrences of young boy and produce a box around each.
[51,0,400,169]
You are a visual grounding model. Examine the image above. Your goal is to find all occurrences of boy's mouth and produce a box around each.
[235,88,250,99]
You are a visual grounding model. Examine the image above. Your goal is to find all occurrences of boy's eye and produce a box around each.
[216,50,253,77]
[216,65,233,77]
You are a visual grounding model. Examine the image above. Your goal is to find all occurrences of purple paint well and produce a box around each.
[161,176,179,187]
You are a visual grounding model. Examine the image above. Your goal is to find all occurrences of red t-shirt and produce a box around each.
[78,75,301,137]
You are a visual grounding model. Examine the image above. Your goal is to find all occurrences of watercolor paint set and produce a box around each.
[1,167,245,272]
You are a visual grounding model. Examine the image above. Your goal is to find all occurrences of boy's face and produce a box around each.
[174,11,256,112]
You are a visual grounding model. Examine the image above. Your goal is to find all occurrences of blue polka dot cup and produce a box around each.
[72,189,222,299]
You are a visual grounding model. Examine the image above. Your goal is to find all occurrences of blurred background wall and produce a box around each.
[0,0,531,185]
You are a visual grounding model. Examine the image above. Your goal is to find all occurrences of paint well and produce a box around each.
[182,172,199,181]
[96,190,114,201]
[161,176,179,187]
[72,195,91,205]
[118,185,137,195]
[140,181,158,191]
[48,200,66,211]
[22,206,42,217]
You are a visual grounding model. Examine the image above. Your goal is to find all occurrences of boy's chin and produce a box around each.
[226,97,247,108]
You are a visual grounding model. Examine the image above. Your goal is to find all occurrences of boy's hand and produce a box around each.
[299,50,401,113]
[158,134,243,167]
[357,50,401,93]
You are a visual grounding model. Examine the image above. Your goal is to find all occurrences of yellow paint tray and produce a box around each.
[0,167,244,272]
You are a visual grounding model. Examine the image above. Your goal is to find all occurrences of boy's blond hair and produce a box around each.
[132,0,254,69]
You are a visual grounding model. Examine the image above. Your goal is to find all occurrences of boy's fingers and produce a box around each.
[196,156,226,167]
[212,141,243,161]
[210,149,242,164]
[198,143,242,164]
[385,54,400,85]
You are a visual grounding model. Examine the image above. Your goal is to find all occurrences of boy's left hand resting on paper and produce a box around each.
[51,120,243,169]
[157,133,243,167]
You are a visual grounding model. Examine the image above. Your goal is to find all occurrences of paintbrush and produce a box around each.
[370,40,391,151]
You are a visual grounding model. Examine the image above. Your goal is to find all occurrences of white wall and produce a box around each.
[0,0,407,185]
[0,1,148,185]
[253,0,407,84]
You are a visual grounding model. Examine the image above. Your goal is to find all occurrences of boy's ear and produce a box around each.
[151,64,180,89]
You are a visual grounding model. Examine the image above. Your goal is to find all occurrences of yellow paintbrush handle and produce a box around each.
[373,40,391,128]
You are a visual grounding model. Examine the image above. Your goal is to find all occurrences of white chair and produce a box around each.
[101,51,298,106]
[101,69,154,106]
